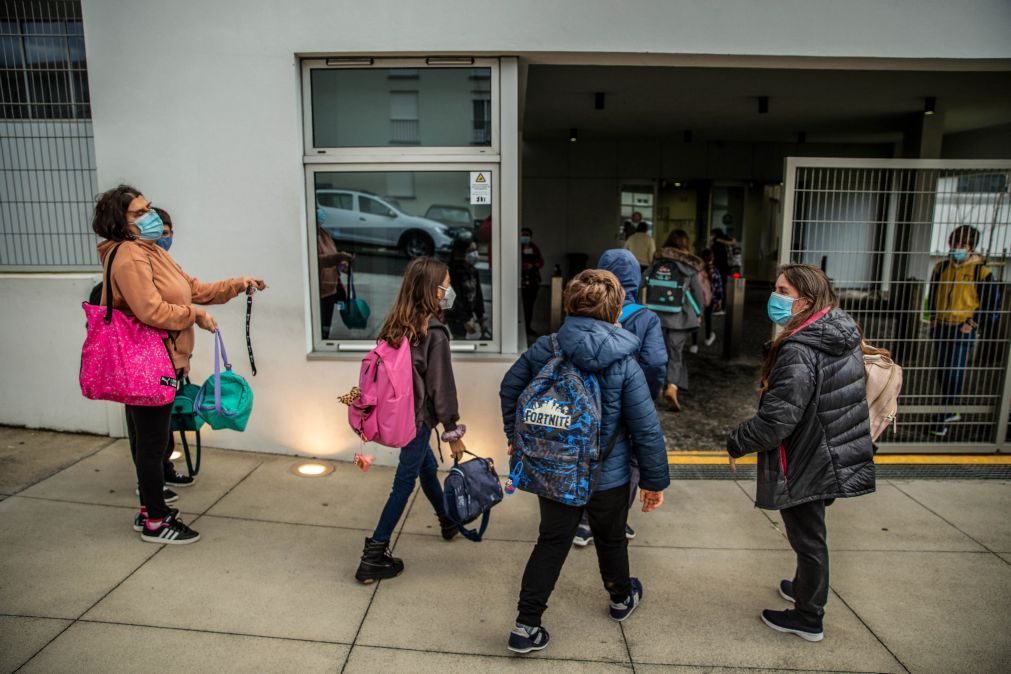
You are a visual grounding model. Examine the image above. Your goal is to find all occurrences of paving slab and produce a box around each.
[356,533,630,663]
[344,646,633,673]
[84,516,373,644]
[0,615,71,674]
[636,667,837,674]
[0,498,158,619]
[831,550,1011,674]
[822,483,983,551]
[208,456,398,530]
[0,426,113,495]
[19,441,262,513]
[889,480,1011,552]
[629,481,788,550]
[20,621,348,673]
[999,553,1011,565]
[621,547,904,673]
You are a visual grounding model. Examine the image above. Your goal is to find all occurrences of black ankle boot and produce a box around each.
[354,537,404,584]
[438,514,459,541]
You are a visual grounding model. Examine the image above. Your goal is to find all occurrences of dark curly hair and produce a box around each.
[92,184,142,241]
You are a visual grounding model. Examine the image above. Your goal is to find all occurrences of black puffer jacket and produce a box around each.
[728,308,875,510]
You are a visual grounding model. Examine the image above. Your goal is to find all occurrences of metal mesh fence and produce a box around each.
[782,159,1011,452]
[0,0,98,270]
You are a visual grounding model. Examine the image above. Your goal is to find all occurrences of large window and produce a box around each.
[303,60,498,155]
[308,167,496,350]
[303,58,505,353]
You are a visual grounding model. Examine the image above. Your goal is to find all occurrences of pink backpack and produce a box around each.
[348,339,417,447]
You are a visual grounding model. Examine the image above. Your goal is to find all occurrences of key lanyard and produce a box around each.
[245,284,257,376]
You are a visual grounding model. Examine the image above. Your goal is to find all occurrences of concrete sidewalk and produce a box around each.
[1,427,1009,673]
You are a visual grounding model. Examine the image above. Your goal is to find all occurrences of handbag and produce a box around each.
[79,243,178,406]
[194,330,254,432]
[442,451,504,542]
[340,265,370,330]
[171,377,204,475]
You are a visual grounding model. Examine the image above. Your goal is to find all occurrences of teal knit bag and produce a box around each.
[195,330,254,432]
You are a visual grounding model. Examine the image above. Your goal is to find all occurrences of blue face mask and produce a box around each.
[520,236,531,245]
[134,210,164,241]
[767,292,797,327]
[949,248,969,263]
[155,236,173,251]
[316,207,327,226]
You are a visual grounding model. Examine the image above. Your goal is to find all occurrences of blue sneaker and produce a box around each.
[573,524,593,547]
[508,623,550,654]
[609,577,643,622]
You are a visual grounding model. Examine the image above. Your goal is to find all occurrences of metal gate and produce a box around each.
[781,158,1011,453]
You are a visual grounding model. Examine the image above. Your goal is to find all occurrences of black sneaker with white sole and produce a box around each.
[779,579,795,603]
[133,507,179,532]
[135,487,179,503]
[140,514,200,545]
[609,577,643,622]
[761,609,823,642]
[165,470,195,487]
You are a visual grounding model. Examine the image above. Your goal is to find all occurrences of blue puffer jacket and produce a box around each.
[500,315,670,493]
[598,249,667,400]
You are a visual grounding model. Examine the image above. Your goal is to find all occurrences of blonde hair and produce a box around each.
[564,269,625,322]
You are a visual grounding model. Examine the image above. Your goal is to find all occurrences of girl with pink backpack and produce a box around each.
[354,257,468,584]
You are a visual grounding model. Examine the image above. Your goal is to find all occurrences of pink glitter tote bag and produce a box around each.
[80,244,178,406]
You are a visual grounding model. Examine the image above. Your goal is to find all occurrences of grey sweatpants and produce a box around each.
[663,328,692,390]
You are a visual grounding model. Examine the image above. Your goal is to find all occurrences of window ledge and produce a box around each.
[307,350,520,363]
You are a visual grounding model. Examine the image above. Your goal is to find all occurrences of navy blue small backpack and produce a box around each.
[442,452,504,542]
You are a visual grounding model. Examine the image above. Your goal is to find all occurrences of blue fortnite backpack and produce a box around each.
[507,335,620,507]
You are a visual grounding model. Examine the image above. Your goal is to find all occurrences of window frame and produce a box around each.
[300,57,500,159]
[305,162,501,354]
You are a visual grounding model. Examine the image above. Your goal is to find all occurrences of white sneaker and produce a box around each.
[705,333,717,346]
[689,344,699,354]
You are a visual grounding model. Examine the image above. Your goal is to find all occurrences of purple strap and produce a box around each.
[212,329,232,415]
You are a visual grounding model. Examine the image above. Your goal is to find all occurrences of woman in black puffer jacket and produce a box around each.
[728,264,874,643]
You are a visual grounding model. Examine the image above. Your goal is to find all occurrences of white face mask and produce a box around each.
[439,285,456,310]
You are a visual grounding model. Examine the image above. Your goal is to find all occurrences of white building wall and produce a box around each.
[4,0,1009,464]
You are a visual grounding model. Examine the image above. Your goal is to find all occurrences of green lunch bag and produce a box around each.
[194,330,254,432]
[171,378,204,475]
[340,265,370,330]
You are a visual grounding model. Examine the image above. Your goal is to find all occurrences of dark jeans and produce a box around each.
[932,324,976,419]
[372,424,446,542]
[126,410,176,479]
[663,328,691,390]
[320,294,337,340]
[579,464,638,529]
[517,483,632,627]
[521,283,539,333]
[781,499,833,626]
[125,402,174,520]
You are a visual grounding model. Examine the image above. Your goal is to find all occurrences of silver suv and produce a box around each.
[316,189,455,258]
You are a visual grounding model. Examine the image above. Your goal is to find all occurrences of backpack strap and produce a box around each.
[102,243,123,324]
[619,303,645,324]
[245,285,257,376]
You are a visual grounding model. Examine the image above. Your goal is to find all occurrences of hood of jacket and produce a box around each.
[556,315,639,373]
[655,247,703,273]
[785,308,861,357]
[97,238,158,264]
[598,249,641,303]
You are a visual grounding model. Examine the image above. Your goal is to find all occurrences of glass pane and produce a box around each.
[22,21,66,35]
[0,36,24,68]
[313,170,493,343]
[310,67,493,148]
[0,71,29,118]
[24,35,67,69]
[68,36,85,66]
[28,70,71,118]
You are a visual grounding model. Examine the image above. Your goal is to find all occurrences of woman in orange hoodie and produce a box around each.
[93,185,265,545]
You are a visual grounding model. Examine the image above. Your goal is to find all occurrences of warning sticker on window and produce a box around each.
[470,172,491,205]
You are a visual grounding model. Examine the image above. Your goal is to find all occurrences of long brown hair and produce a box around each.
[378,257,448,347]
[760,264,839,391]
[663,229,691,252]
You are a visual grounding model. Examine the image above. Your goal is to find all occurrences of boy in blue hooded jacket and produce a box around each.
[500,269,670,654]
[572,249,667,546]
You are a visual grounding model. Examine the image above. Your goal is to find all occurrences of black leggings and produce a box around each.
[125,402,174,520]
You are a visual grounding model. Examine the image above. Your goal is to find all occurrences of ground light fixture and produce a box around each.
[569,128,578,142]
[924,96,936,116]
[290,461,335,478]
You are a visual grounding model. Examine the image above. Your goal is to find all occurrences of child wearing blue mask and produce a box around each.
[926,225,1001,437]
[729,264,874,643]
[153,207,173,251]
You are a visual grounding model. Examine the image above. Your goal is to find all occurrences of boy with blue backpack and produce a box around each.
[572,249,666,547]
[500,269,670,654]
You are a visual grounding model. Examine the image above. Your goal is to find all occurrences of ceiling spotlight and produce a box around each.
[569,128,578,143]
[683,130,693,143]
[758,96,769,114]
[291,461,334,478]
[594,92,605,110]
[797,131,807,144]
[924,96,936,116]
